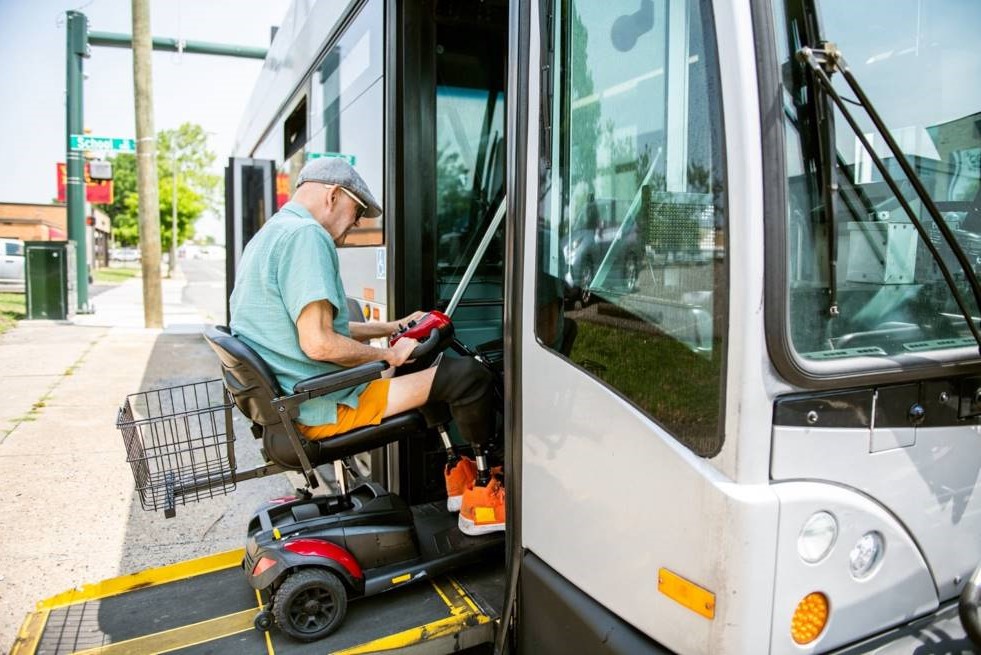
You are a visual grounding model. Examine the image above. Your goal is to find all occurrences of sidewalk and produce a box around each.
[0,273,291,654]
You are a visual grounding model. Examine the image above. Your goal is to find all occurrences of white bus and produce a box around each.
[223,0,981,652]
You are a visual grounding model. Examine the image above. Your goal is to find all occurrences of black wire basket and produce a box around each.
[116,379,237,518]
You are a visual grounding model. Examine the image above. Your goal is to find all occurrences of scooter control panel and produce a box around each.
[389,310,453,347]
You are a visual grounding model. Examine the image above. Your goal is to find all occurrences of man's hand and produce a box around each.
[349,310,429,342]
[386,337,419,367]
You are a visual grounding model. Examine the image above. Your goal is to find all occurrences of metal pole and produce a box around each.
[170,148,178,277]
[66,11,91,312]
[132,0,163,328]
[88,31,268,59]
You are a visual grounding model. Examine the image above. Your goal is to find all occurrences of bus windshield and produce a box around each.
[776,0,981,363]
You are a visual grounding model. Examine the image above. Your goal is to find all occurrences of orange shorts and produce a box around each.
[297,378,391,440]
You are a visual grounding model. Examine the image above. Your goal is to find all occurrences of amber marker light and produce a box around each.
[791,592,829,645]
[657,568,716,619]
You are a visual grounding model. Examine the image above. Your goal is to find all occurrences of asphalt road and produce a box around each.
[180,257,228,325]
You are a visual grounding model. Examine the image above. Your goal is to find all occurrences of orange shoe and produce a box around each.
[458,478,505,536]
[444,456,477,512]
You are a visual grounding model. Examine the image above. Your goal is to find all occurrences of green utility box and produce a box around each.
[25,241,77,320]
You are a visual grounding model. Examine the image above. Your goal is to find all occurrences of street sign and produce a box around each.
[306,151,357,166]
[70,134,137,153]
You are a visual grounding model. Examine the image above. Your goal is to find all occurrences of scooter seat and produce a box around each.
[204,325,428,473]
[259,412,426,470]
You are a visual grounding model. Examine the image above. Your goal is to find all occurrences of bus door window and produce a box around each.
[536,0,728,456]
[433,4,508,349]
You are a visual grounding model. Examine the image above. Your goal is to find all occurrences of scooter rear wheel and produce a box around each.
[273,569,348,642]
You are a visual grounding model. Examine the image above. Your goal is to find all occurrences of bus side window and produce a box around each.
[535,0,728,457]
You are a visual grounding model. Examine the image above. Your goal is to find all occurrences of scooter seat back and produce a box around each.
[204,325,284,426]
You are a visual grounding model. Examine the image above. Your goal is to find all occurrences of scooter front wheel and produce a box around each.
[273,569,348,642]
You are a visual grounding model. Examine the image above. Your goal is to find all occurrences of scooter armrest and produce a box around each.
[292,361,389,399]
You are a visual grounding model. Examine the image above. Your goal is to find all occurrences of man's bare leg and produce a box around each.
[382,367,437,418]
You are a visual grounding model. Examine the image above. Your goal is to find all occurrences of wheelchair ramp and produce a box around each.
[12,549,504,655]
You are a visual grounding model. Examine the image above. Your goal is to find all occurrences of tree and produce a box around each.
[99,122,220,249]
[568,5,600,192]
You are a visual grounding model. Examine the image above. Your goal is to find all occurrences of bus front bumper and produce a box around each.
[830,599,974,654]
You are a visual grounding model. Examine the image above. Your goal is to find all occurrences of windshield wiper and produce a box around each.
[796,42,981,355]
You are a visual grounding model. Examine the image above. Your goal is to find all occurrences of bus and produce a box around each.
[17,0,980,653]
[225,0,981,652]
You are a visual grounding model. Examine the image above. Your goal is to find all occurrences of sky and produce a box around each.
[0,0,293,242]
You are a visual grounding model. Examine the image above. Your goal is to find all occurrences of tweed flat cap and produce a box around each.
[296,157,382,218]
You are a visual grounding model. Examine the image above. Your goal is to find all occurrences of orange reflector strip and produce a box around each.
[657,568,715,619]
[791,592,829,644]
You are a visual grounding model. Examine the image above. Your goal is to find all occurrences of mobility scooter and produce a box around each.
[118,309,503,643]
[196,311,504,642]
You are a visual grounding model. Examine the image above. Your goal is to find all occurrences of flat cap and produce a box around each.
[296,157,382,218]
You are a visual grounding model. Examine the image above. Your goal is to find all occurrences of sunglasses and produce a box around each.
[327,184,368,222]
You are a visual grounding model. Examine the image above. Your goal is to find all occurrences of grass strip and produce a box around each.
[0,291,25,335]
[93,266,141,284]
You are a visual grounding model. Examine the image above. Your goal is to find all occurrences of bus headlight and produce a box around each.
[849,531,884,579]
[798,511,837,564]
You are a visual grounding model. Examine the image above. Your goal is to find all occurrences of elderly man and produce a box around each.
[229,158,504,536]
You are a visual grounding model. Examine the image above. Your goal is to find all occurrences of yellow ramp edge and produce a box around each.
[10,549,245,654]
[9,608,49,655]
[37,549,245,611]
[333,577,491,655]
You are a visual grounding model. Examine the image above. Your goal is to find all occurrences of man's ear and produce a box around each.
[332,186,342,204]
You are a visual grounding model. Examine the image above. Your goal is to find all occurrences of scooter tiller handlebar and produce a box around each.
[409,327,442,361]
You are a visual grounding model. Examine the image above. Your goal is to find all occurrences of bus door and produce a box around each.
[224,157,275,322]
[393,1,509,351]
[504,0,752,652]
[390,1,509,504]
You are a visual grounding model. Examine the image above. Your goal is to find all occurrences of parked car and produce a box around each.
[111,247,141,263]
[562,198,643,306]
[0,238,25,290]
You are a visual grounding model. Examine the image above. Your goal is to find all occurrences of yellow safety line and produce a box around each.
[330,578,490,655]
[264,625,276,654]
[429,579,458,613]
[447,577,482,615]
[36,549,244,611]
[8,608,49,655]
[331,613,490,654]
[255,589,275,655]
[71,608,255,655]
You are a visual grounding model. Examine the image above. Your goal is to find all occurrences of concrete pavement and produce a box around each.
[0,270,292,654]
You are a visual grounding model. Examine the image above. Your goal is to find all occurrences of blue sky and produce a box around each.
[0,0,291,240]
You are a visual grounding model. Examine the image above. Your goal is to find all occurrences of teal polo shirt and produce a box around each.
[229,201,367,426]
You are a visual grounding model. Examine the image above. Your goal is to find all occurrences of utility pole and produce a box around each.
[131,0,163,328]
[66,11,267,320]
[170,147,178,277]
